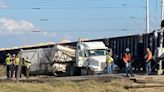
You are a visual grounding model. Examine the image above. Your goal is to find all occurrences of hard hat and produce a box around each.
[26,57,29,59]
[6,53,10,56]
[125,48,130,52]
[12,54,16,57]
[146,48,150,52]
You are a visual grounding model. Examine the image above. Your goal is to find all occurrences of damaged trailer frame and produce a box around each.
[19,45,76,76]
[20,48,54,75]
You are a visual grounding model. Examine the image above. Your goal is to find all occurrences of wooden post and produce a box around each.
[157,31,163,75]
[16,49,23,83]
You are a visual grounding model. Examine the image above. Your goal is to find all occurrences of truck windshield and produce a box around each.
[88,49,107,56]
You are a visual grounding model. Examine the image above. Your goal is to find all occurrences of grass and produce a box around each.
[0,82,54,92]
[0,65,163,92]
[0,65,129,92]
[0,75,163,92]
[0,79,129,92]
[0,65,6,77]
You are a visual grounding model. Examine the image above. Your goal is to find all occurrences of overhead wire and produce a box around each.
[0,1,158,33]
[3,5,151,10]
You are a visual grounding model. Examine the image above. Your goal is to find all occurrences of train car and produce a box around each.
[107,35,142,69]
[142,32,161,72]
[0,49,20,64]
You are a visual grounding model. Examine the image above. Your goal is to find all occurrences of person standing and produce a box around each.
[24,57,31,78]
[11,54,16,78]
[5,53,12,79]
[106,50,114,74]
[123,48,133,77]
[145,48,153,75]
[14,55,21,78]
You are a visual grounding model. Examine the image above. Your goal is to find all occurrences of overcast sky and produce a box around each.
[0,0,162,48]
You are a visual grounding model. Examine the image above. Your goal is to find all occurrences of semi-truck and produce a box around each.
[20,41,109,76]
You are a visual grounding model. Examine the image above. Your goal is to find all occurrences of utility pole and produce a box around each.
[160,0,164,40]
[16,49,23,83]
[146,0,150,33]
[161,0,164,20]
[158,0,164,75]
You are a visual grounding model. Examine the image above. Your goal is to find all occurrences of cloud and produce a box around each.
[59,35,71,43]
[43,32,57,37]
[64,35,71,40]
[0,1,7,8]
[0,17,58,39]
[0,18,39,32]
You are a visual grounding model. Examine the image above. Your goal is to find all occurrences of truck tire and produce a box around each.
[69,66,74,76]
[74,67,81,76]
[66,65,75,76]
[87,68,93,75]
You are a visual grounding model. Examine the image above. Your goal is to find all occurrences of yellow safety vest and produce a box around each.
[106,56,113,63]
[15,57,20,65]
[5,57,11,65]
[25,59,31,68]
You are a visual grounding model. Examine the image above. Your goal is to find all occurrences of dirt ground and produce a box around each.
[1,65,164,92]
[129,88,164,92]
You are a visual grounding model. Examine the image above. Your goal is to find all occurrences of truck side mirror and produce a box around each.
[79,45,84,51]
[108,48,113,56]
[161,20,164,28]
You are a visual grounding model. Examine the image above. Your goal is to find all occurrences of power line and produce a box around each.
[4,19,145,23]
[0,17,146,23]
[1,16,146,19]
[2,5,148,10]
[2,5,160,10]
[30,28,143,32]
[0,28,140,32]
[14,0,157,5]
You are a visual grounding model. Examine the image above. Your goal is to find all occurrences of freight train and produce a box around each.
[0,31,163,75]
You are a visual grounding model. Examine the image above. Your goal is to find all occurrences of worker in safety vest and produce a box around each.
[10,54,16,78]
[123,48,134,77]
[14,55,21,78]
[106,49,114,74]
[5,53,12,78]
[145,48,153,75]
[24,57,31,78]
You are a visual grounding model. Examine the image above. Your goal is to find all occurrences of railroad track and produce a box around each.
[0,74,125,83]
[127,75,164,89]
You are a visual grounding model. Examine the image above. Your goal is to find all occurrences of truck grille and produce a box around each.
[101,62,107,69]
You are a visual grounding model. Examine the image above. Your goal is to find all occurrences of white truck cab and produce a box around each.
[76,41,108,74]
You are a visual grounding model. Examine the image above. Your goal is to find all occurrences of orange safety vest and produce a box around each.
[146,51,152,62]
[123,53,131,63]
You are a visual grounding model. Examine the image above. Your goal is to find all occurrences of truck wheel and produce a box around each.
[87,68,92,75]
[69,66,74,76]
